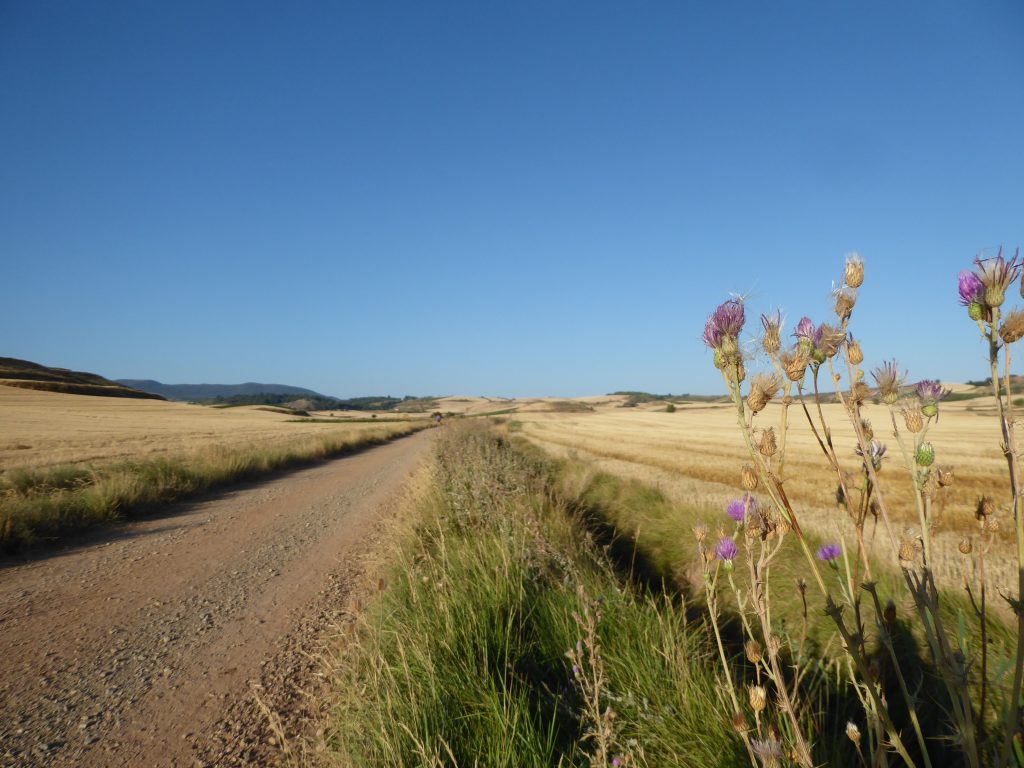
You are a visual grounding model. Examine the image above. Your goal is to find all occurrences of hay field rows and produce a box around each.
[512,394,1016,594]
[0,385,426,472]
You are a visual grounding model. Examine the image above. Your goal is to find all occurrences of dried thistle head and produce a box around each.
[747,684,767,712]
[758,427,778,457]
[845,721,862,746]
[834,289,856,322]
[855,440,887,471]
[860,419,874,441]
[846,337,864,365]
[731,711,749,733]
[937,465,954,487]
[850,381,871,404]
[959,538,973,555]
[741,465,759,491]
[900,402,924,433]
[844,253,865,289]
[816,323,847,358]
[898,534,921,569]
[692,524,708,542]
[746,373,781,414]
[975,495,995,520]
[983,515,1001,534]
[871,360,905,404]
[744,639,763,663]
[760,311,782,355]
[1000,308,1024,344]
[780,348,809,382]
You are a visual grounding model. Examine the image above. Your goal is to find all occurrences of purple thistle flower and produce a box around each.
[975,248,1022,306]
[715,536,738,561]
[817,543,842,562]
[612,759,622,768]
[726,494,757,523]
[793,316,815,342]
[916,379,951,405]
[958,270,984,306]
[703,299,746,349]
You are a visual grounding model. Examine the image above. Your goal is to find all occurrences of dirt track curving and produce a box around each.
[0,429,435,767]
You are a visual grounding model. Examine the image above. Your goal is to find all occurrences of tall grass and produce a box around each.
[0,423,424,549]
[329,422,783,767]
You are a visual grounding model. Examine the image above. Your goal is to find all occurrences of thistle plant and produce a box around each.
[700,248,1024,766]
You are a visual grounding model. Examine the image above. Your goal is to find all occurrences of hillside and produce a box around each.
[117,380,326,402]
[0,357,164,400]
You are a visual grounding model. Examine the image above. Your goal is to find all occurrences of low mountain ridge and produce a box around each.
[0,358,165,400]
[117,380,326,402]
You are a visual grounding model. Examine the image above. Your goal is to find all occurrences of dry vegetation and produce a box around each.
[509,392,1016,594]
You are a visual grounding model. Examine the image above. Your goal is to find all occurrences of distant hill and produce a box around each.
[0,358,165,400]
[117,380,326,402]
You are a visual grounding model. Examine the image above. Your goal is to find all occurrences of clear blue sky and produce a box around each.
[2,2,1022,398]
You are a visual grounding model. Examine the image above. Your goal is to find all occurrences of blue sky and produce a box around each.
[2,2,1022,398]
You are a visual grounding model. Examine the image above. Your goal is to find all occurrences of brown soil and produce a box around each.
[0,429,435,767]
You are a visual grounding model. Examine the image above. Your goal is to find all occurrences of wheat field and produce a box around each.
[511,393,1017,594]
[0,385,426,472]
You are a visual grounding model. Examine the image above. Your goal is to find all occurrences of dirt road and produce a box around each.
[0,429,434,767]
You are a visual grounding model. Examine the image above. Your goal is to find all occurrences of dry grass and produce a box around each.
[511,394,1016,595]
[0,385,424,471]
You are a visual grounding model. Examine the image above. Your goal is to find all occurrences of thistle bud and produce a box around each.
[959,538,973,555]
[741,465,759,491]
[845,254,865,289]
[915,442,935,467]
[986,284,1006,308]
[748,684,767,712]
[847,338,864,365]
[744,639,763,664]
[968,302,984,321]
[758,428,778,457]
[846,721,862,746]
[937,466,954,487]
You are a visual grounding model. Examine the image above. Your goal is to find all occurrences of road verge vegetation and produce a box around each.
[0,423,425,550]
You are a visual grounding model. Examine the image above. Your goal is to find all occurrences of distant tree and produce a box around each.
[665,403,676,413]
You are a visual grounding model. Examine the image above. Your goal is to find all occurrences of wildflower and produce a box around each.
[974,248,1022,309]
[855,440,887,471]
[727,496,755,523]
[958,269,985,320]
[761,311,782,355]
[703,299,745,352]
[916,380,951,418]
[715,536,738,562]
[612,758,622,768]
[1000,308,1024,344]
[817,543,841,562]
[871,360,905,404]
[844,253,865,289]
[793,317,816,358]
[915,442,935,467]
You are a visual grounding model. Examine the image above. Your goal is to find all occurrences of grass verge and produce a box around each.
[0,423,426,550]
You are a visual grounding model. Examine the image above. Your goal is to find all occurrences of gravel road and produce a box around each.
[0,429,434,767]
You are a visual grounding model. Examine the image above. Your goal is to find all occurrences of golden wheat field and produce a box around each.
[510,392,1018,594]
[0,385,425,472]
